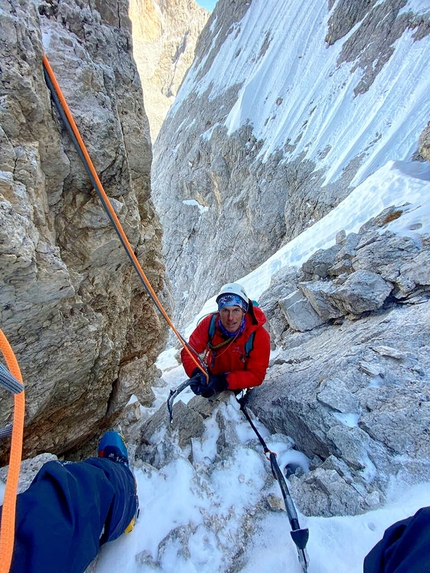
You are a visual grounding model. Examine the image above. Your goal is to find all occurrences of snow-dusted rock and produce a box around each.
[242,209,430,516]
[248,298,430,516]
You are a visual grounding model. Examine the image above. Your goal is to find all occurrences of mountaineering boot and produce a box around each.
[98,430,140,533]
[98,430,129,466]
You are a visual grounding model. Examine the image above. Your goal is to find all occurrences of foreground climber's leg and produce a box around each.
[364,506,430,573]
[0,430,138,573]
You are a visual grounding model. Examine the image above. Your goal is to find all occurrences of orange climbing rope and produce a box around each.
[0,55,206,571]
[42,54,206,380]
[0,330,25,573]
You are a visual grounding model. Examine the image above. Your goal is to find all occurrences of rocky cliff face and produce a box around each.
[139,202,430,522]
[1,2,429,565]
[0,0,168,462]
[129,0,208,141]
[250,204,430,516]
[152,0,430,326]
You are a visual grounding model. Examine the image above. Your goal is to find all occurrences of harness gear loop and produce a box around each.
[0,330,25,573]
[42,54,207,383]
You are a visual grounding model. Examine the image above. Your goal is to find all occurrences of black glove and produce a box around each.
[189,369,208,396]
[201,373,228,398]
[236,392,249,407]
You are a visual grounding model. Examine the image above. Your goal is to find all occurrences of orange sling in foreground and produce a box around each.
[0,330,25,573]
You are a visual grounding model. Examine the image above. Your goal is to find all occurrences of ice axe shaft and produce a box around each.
[238,398,310,572]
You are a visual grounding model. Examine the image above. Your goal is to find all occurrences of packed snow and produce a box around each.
[93,160,430,572]
[172,1,430,189]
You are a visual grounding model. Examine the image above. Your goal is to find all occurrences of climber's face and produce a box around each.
[219,306,245,333]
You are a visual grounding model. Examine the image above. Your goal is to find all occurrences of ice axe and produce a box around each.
[238,396,310,572]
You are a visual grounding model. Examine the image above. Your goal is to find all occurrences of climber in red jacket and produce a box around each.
[181,283,271,398]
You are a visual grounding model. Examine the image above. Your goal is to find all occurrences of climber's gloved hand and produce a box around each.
[236,390,250,408]
[201,373,228,398]
[189,369,208,396]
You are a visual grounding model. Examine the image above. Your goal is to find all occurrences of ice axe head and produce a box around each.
[290,527,309,550]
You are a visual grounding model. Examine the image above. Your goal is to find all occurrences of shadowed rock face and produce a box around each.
[152,0,430,327]
[0,0,168,462]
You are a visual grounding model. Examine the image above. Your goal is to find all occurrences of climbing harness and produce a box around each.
[42,55,206,382]
[0,331,25,573]
[237,394,310,573]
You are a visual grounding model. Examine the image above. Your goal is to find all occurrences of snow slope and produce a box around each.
[172,0,430,188]
[95,160,430,572]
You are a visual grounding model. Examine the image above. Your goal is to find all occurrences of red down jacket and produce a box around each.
[181,304,271,391]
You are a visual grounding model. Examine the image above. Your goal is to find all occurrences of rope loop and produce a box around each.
[0,330,25,573]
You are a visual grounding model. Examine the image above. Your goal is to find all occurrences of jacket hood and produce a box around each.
[247,302,266,329]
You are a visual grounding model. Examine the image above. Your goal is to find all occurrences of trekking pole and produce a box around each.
[238,398,310,573]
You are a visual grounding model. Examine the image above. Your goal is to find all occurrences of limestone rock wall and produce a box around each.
[249,210,430,516]
[129,0,208,141]
[0,0,168,462]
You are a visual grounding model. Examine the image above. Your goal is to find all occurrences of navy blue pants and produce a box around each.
[0,457,137,573]
[364,506,430,573]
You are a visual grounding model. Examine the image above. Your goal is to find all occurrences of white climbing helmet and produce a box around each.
[216,283,249,305]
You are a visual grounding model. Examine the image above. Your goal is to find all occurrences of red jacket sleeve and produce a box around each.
[180,315,212,377]
[226,326,271,391]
